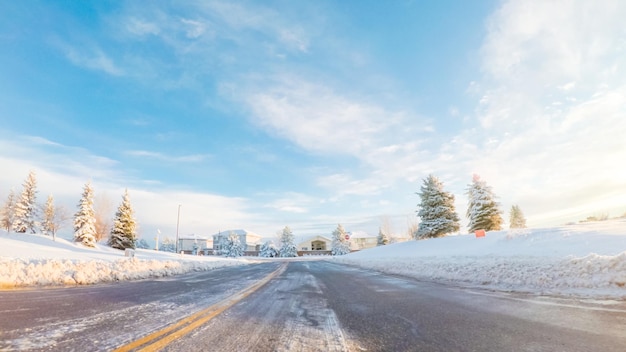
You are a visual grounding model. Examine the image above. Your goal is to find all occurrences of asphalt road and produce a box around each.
[1,260,625,351]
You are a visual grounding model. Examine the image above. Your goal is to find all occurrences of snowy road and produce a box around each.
[1,260,625,351]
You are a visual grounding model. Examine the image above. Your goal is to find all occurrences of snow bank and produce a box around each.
[0,232,247,288]
[334,219,626,299]
[3,220,626,298]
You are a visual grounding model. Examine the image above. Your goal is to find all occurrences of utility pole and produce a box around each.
[175,204,181,253]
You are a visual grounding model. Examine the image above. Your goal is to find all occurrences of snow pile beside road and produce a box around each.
[334,219,626,298]
[0,233,246,287]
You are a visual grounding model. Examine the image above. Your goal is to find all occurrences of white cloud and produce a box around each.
[125,150,211,163]
[0,135,271,238]
[54,39,124,76]
[201,0,310,53]
[450,0,626,226]
[180,18,207,39]
[125,17,161,36]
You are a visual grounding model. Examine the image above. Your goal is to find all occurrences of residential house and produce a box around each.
[347,231,377,251]
[213,229,263,253]
[178,234,213,254]
[297,235,332,251]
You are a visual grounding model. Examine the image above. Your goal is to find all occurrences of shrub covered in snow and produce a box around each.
[221,232,244,257]
[259,241,278,257]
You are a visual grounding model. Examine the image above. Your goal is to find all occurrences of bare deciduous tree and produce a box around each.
[379,215,394,239]
[42,195,70,241]
[406,216,419,241]
[94,192,113,242]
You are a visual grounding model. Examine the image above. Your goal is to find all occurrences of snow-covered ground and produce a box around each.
[2,220,626,300]
[0,232,248,287]
[334,219,626,299]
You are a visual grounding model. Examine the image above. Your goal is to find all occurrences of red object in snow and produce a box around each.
[345,234,350,240]
[475,229,486,238]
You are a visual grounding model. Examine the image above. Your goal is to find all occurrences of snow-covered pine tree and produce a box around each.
[258,240,278,257]
[222,231,244,257]
[279,226,298,257]
[108,189,137,250]
[160,237,176,252]
[509,205,527,229]
[466,174,503,232]
[1,189,16,232]
[376,227,389,246]
[135,238,150,249]
[416,174,460,239]
[73,182,97,247]
[13,171,39,233]
[331,224,350,255]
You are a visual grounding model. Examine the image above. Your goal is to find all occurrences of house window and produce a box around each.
[302,247,308,251]
[311,240,326,251]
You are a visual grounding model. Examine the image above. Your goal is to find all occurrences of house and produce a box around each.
[178,234,213,254]
[213,229,263,252]
[347,231,377,251]
[297,235,332,251]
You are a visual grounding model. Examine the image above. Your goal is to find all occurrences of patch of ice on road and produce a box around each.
[276,271,350,352]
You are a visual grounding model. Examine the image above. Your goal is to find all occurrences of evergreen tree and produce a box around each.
[222,231,244,257]
[13,171,39,233]
[135,238,150,249]
[160,237,176,252]
[416,174,460,239]
[74,182,97,247]
[279,226,298,257]
[258,240,278,257]
[331,224,350,255]
[509,205,527,229]
[1,189,16,232]
[376,227,389,246]
[108,189,138,250]
[466,174,503,232]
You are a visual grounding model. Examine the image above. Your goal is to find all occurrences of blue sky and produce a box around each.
[1,0,625,242]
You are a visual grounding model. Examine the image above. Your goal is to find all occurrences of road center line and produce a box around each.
[113,263,288,352]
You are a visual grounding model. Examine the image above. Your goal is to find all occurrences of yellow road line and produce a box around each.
[113,263,287,352]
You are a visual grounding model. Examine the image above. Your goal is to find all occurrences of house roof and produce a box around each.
[347,230,375,238]
[213,229,262,238]
[299,235,332,242]
[178,234,212,240]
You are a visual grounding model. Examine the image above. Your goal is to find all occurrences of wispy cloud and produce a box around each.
[445,0,626,225]
[52,38,124,76]
[125,150,211,163]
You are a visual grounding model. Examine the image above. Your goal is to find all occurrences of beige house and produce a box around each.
[297,235,332,252]
[213,229,263,252]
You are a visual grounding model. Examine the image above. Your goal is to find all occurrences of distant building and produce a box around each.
[297,235,332,251]
[213,229,263,253]
[178,234,213,254]
[347,231,377,251]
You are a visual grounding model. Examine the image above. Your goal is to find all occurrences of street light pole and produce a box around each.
[175,204,181,253]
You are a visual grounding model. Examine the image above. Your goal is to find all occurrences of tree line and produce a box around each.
[411,174,526,240]
[221,224,352,258]
[0,171,139,250]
